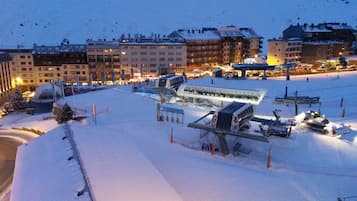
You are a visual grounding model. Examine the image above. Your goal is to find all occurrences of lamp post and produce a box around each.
[141,64,144,78]
[13,77,23,90]
[169,63,173,74]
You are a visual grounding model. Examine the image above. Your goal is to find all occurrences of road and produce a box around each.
[0,129,36,200]
[0,137,21,195]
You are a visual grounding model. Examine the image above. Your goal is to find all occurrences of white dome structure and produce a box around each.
[32,83,63,103]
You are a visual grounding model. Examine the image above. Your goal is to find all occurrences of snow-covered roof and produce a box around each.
[33,45,60,54]
[217,26,244,38]
[268,37,301,42]
[302,26,332,33]
[120,40,185,46]
[0,51,11,62]
[33,44,86,54]
[11,126,91,201]
[299,23,354,33]
[325,23,354,30]
[0,48,32,54]
[87,40,120,48]
[219,31,244,37]
[173,29,221,40]
[172,27,262,40]
[238,27,262,39]
[303,41,344,45]
[60,44,86,52]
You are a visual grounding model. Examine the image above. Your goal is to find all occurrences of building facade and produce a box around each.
[1,48,36,90]
[86,39,121,83]
[217,26,245,64]
[119,36,186,78]
[33,44,89,85]
[239,27,263,58]
[0,52,12,100]
[267,38,302,65]
[1,25,264,89]
[216,26,264,63]
[269,22,356,66]
[301,41,345,65]
[169,26,263,69]
[283,23,355,56]
[169,28,222,71]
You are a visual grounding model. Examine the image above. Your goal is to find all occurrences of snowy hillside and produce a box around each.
[0,0,356,52]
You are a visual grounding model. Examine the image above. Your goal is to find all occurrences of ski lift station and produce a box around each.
[155,74,185,91]
[211,102,254,132]
[148,74,266,106]
[231,63,275,79]
[176,84,266,105]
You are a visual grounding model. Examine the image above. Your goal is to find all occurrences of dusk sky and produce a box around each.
[0,0,355,51]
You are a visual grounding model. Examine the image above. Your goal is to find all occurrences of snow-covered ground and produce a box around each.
[0,112,58,133]
[5,71,357,201]
[0,0,355,52]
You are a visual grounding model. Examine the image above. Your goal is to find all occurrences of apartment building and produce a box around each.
[301,41,345,64]
[119,36,186,78]
[283,23,355,55]
[268,22,355,66]
[267,38,302,65]
[169,28,221,71]
[0,48,35,90]
[3,25,264,87]
[217,27,245,64]
[216,26,263,64]
[284,23,354,63]
[86,39,121,83]
[239,27,263,58]
[33,44,89,85]
[0,52,12,99]
[169,27,263,70]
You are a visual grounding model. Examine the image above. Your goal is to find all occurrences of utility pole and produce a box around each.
[294,90,298,115]
[285,60,290,81]
[92,103,96,125]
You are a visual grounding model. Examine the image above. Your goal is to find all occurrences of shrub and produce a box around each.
[55,103,74,124]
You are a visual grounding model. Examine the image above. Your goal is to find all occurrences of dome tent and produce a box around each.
[32,83,63,103]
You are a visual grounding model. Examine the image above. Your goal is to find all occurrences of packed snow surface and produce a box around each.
[7,71,357,201]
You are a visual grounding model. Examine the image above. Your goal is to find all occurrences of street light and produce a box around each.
[12,77,23,88]
[169,63,173,74]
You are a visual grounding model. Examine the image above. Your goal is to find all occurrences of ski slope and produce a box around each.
[4,71,357,201]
